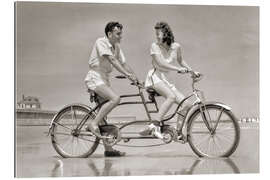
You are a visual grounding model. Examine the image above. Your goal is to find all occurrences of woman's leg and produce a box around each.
[140,81,176,138]
[171,87,191,140]
[153,81,176,121]
[171,88,187,133]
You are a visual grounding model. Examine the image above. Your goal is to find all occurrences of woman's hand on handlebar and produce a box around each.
[190,71,201,78]
[177,68,189,74]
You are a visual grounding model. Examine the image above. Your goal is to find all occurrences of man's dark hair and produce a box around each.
[105,21,123,37]
[154,21,175,46]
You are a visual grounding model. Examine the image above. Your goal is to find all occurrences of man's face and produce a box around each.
[108,26,123,44]
[155,29,163,44]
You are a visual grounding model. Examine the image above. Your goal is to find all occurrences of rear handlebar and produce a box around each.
[115,75,144,88]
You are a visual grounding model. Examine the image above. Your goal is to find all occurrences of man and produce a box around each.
[84,21,138,157]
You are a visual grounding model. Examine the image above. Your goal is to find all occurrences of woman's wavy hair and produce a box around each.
[154,21,175,46]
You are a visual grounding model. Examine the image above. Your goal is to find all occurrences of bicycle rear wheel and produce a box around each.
[187,104,240,157]
[51,104,99,158]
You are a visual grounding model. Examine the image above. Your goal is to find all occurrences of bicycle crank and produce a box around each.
[100,125,121,146]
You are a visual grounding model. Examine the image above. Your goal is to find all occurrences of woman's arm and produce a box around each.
[176,46,193,71]
[152,53,185,72]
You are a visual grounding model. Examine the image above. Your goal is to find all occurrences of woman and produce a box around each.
[140,21,200,140]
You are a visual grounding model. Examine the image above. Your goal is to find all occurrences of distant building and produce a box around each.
[239,117,259,123]
[17,95,41,109]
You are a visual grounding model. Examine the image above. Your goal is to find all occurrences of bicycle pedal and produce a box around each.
[174,135,187,144]
[175,139,186,144]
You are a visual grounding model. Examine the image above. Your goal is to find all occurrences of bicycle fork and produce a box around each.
[199,103,223,135]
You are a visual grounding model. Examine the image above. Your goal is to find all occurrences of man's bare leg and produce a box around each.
[87,84,120,132]
[86,85,124,154]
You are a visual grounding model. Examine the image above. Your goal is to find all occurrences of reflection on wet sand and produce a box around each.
[51,159,63,177]
[50,157,240,177]
[16,125,259,177]
[184,158,240,174]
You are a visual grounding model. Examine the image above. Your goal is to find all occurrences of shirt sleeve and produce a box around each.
[96,39,113,57]
[150,43,161,55]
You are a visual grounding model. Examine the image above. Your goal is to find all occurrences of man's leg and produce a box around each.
[87,85,125,156]
[88,84,120,130]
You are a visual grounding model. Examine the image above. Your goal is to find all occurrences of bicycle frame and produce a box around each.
[74,85,159,132]
[74,78,205,137]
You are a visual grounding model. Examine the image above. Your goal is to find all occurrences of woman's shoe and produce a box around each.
[139,123,164,139]
[139,123,157,136]
[151,126,164,139]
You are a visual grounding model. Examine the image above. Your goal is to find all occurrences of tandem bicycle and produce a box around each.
[48,71,240,158]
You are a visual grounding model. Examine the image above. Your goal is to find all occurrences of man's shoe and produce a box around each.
[104,150,126,157]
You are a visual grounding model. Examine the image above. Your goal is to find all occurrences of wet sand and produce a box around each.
[15,123,259,177]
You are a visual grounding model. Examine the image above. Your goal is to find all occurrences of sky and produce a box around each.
[15,2,259,119]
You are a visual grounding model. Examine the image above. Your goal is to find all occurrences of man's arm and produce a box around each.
[114,43,138,81]
[122,62,138,79]
[104,55,136,81]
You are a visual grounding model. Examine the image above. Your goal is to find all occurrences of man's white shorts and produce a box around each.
[84,70,110,90]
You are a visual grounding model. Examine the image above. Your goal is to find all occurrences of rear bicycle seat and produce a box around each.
[87,89,98,103]
[87,89,106,104]
[146,88,161,101]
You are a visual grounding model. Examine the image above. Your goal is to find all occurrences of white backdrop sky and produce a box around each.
[15,2,259,119]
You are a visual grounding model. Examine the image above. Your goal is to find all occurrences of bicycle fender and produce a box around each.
[48,103,93,136]
[185,101,232,126]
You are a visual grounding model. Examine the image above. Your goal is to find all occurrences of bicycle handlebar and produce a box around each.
[115,71,203,90]
[115,75,127,79]
[115,75,144,88]
[177,70,203,81]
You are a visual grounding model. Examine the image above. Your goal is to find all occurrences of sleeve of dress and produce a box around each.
[150,43,161,55]
[96,39,113,57]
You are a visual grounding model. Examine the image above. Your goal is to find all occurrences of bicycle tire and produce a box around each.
[51,104,100,158]
[187,104,240,157]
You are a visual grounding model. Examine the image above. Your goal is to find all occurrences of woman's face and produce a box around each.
[155,29,163,44]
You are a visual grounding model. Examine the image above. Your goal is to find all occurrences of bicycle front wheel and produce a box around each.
[187,104,240,158]
[51,104,99,158]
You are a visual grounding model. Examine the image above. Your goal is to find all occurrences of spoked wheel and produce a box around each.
[187,104,240,158]
[51,104,100,158]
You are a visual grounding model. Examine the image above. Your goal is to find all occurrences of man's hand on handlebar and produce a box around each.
[126,73,138,83]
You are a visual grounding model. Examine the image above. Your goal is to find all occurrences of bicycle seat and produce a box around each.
[87,89,108,104]
[146,88,161,102]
